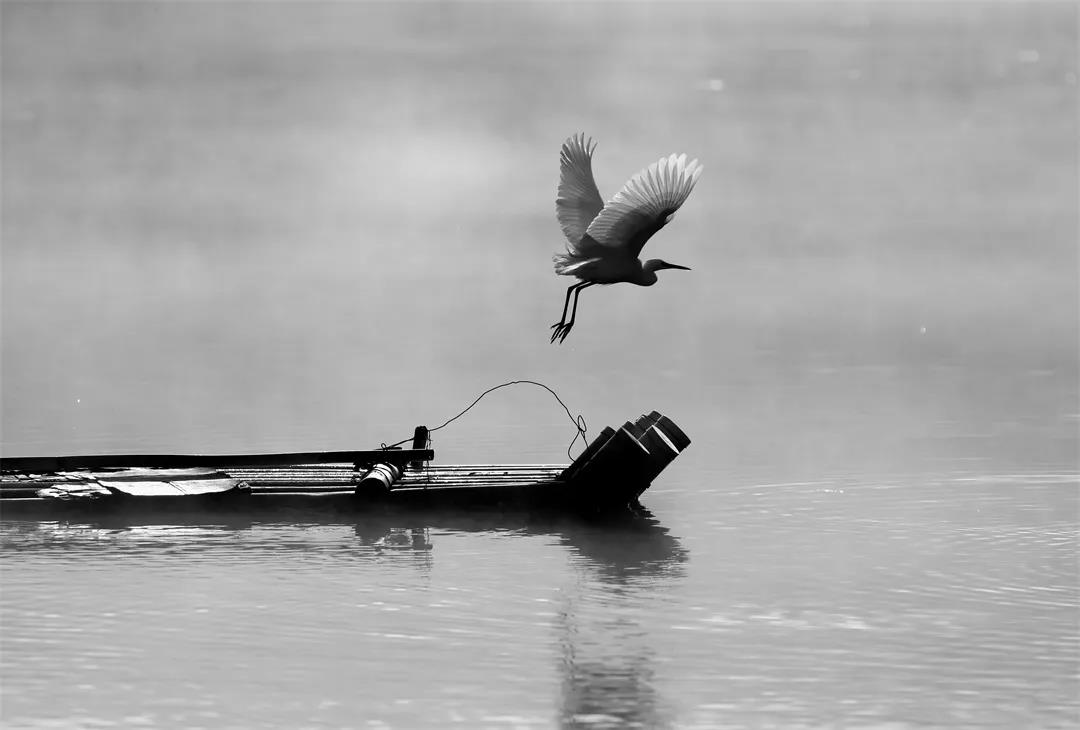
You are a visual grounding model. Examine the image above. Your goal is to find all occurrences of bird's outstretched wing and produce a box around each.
[556,134,605,247]
[584,153,703,258]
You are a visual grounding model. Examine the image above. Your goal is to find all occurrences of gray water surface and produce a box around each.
[2,472,1077,729]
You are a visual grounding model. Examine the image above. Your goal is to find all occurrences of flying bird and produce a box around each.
[550,133,703,344]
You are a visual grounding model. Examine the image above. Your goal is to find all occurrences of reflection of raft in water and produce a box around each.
[0,411,690,516]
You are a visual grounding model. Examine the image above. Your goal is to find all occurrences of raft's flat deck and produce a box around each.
[0,463,609,516]
[230,464,568,492]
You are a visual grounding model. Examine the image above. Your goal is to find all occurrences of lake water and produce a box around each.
[2,3,1077,729]
[2,473,1077,729]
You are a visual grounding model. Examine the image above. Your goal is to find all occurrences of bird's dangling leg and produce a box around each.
[551,284,577,329]
[555,282,594,344]
[550,282,583,343]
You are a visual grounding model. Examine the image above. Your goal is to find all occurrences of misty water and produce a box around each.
[2,3,1077,729]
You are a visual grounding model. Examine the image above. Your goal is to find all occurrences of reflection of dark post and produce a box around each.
[555,514,686,729]
[409,426,428,471]
[558,633,666,730]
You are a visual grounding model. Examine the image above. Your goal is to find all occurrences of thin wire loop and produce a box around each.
[381,380,588,461]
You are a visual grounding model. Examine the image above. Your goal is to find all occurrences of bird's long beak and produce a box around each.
[664,263,691,271]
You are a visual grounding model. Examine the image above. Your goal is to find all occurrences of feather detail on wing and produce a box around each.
[555,133,605,249]
[584,153,703,258]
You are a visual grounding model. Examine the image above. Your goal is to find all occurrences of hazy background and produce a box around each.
[2,4,1078,729]
[3,1,1075,475]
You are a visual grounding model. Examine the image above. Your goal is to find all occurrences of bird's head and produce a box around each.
[644,259,691,274]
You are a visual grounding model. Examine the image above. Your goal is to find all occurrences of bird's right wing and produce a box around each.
[556,134,605,248]
[584,153,703,258]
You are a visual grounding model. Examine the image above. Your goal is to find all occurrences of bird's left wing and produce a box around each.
[556,134,605,247]
[584,153,703,258]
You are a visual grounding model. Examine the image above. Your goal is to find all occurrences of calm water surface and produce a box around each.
[3,2,1078,728]
[2,471,1077,729]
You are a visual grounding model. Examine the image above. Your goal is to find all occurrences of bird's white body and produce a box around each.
[549,134,703,342]
[556,254,657,286]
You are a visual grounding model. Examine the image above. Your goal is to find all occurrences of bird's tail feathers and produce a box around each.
[553,253,600,276]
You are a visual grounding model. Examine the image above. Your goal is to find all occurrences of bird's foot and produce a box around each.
[550,321,574,344]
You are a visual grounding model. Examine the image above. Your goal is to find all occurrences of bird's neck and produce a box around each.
[635,260,660,286]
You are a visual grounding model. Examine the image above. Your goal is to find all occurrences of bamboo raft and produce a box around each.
[0,411,690,516]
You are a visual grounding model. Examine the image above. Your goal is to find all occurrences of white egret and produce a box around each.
[551,133,703,344]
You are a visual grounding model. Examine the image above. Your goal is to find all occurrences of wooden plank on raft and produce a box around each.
[13,468,247,500]
[224,465,565,479]
[237,467,567,493]
[0,449,434,473]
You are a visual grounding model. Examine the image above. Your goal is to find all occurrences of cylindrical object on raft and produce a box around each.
[558,412,692,503]
[633,411,663,431]
[558,426,616,482]
[630,415,691,498]
[652,415,691,452]
[633,424,682,490]
[629,413,689,452]
[355,463,402,496]
[570,414,692,495]
[566,427,655,503]
[638,424,680,461]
